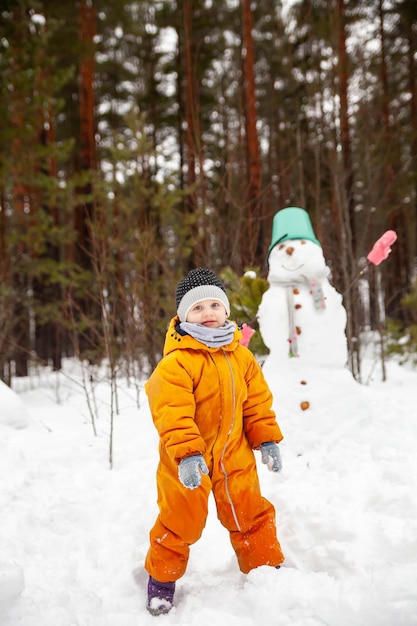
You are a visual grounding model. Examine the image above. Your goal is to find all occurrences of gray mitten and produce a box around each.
[260,442,282,473]
[178,454,209,489]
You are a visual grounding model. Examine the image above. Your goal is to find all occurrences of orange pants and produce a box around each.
[144,452,284,582]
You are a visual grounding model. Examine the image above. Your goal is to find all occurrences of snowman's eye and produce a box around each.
[301,240,306,244]
[279,244,285,250]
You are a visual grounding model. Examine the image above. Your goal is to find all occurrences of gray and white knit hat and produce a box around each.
[176,268,230,322]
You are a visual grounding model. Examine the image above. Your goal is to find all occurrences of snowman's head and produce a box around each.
[267,239,330,284]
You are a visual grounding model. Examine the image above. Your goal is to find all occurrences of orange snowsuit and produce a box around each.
[144,317,284,582]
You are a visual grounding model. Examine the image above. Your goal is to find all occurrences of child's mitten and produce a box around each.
[178,454,209,489]
[260,442,282,473]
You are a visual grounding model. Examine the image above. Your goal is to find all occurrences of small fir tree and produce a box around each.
[220,267,269,356]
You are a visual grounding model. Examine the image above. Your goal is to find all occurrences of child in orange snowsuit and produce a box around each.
[144,268,284,615]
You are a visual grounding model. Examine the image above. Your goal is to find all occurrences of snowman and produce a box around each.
[257,207,357,417]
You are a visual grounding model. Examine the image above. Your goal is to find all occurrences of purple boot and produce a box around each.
[147,576,175,615]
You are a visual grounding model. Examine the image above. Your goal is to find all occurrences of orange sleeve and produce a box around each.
[241,351,283,449]
[145,352,206,462]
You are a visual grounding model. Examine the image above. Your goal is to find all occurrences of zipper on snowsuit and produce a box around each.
[219,350,242,532]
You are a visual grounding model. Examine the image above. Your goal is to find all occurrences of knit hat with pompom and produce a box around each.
[176,268,230,322]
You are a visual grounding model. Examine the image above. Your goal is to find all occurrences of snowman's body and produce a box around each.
[258,238,352,415]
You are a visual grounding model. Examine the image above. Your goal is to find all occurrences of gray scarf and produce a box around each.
[179,320,236,348]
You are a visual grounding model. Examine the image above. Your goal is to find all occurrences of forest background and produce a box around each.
[1,0,417,387]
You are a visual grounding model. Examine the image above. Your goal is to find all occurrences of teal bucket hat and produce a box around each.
[268,207,321,253]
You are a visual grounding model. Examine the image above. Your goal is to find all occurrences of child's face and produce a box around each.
[186,299,228,327]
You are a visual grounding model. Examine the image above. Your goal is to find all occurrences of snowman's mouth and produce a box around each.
[281,262,305,271]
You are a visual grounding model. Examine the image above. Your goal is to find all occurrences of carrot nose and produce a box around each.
[286,246,294,256]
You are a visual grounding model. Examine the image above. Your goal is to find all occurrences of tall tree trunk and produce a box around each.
[73,0,98,358]
[241,0,262,268]
[34,117,62,371]
[404,3,417,301]
[76,0,96,271]
[378,0,411,323]
[336,0,360,378]
[182,0,203,269]
[337,0,355,254]
[9,6,30,377]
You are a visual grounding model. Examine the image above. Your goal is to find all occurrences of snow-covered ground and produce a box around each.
[1,350,416,626]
